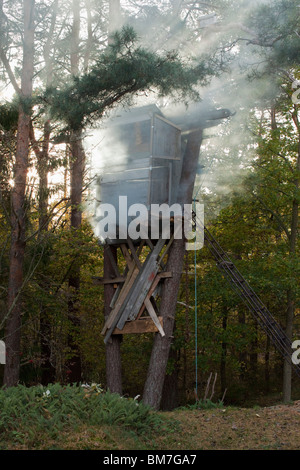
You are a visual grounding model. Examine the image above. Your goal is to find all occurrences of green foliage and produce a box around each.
[0,101,18,131]
[193,72,299,402]
[0,383,168,447]
[17,220,106,384]
[1,0,299,409]
[246,0,300,69]
[45,26,212,131]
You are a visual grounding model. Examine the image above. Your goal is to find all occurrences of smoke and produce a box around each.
[83,115,131,231]
[84,0,276,234]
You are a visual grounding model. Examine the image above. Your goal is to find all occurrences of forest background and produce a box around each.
[0,0,299,411]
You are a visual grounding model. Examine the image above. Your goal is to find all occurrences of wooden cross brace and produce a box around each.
[98,237,173,343]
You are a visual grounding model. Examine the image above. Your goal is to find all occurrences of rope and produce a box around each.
[192,159,214,400]
[193,195,198,399]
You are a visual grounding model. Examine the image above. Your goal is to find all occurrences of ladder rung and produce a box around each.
[204,224,296,377]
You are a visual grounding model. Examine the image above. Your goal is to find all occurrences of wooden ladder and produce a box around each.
[200,220,300,378]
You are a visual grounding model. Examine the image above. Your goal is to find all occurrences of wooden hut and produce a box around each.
[94,105,183,244]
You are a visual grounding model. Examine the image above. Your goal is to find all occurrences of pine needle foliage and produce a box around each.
[45,26,213,131]
[0,101,19,131]
[246,0,300,68]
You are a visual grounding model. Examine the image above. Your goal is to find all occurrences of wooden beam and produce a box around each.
[92,271,173,286]
[127,238,142,270]
[144,298,165,337]
[116,238,166,329]
[109,241,145,310]
[101,238,171,342]
[120,243,135,270]
[136,271,173,319]
[158,234,174,266]
[113,317,163,335]
[145,238,154,250]
[93,276,125,285]
[105,245,120,277]
[101,266,140,335]
[157,271,173,278]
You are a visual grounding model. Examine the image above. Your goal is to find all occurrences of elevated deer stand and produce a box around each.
[92,105,182,340]
[94,235,176,342]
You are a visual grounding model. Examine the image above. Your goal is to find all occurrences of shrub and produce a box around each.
[0,383,167,446]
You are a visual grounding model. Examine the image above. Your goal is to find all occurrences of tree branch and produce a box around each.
[253,193,291,241]
[29,120,42,159]
[25,197,70,242]
[205,21,285,48]
[0,46,22,96]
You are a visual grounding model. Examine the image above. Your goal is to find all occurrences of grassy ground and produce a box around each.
[3,400,300,450]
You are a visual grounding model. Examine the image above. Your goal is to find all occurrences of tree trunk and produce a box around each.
[3,0,35,387]
[250,320,258,375]
[103,0,123,395]
[36,4,56,384]
[104,245,122,394]
[220,305,228,395]
[282,109,299,403]
[177,130,204,204]
[172,0,182,17]
[283,289,294,402]
[37,122,50,232]
[160,346,179,410]
[143,130,203,410]
[108,0,121,42]
[265,335,270,393]
[66,0,85,382]
[238,309,247,381]
[37,119,56,385]
[142,237,186,409]
[67,128,85,382]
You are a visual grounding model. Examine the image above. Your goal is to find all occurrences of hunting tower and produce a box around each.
[93,104,300,383]
[93,105,185,341]
[94,105,183,243]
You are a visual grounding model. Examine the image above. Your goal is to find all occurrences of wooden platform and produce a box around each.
[113,316,163,335]
[98,236,174,342]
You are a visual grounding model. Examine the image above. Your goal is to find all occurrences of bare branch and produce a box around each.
[204,372,212,400]
[0,47,22,96]
[29,120,42,158]
[25,197,70,242]
[0,243,46,331]
[209,372,217,401]
[253,193,291,241]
